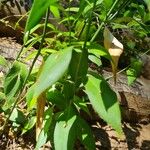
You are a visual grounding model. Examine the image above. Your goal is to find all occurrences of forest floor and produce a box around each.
[0,37,150,150]
[0,120,150,150]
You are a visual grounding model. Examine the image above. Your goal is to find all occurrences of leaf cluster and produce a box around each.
[0,0,149,149]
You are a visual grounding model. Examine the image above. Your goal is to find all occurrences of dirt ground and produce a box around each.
[93,122,150,150]
[0,121,150,150]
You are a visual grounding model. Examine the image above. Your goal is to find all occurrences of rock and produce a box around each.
[103,70,150,123]
[0,37,42,73]
[141,54,150,80]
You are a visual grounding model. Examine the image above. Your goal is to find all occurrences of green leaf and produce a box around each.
[29,23,55,35]
[137,5,145,19]
[103,0,114,9]
[126,58,143,85]
[89,55,102,66]
[126,68,137,86]
[25,0,56,32]
[76,0,89,19]
[26,85,36,110]
[69,49,88,87]
[85,73,122,134]
[144,0,150,11]
[63,80,74,100]
[54,107,77,150]
[144,13,150,23]
[2,97,15,111]
[60,16,75,24]
[47,88,66,110]
[127,41,136,49]
[75,0,103,21]
[4,61,28,99]
[9,108,26,124]
[27,46,73,105]
[66,7,79,12]
[0,55,7,66]
[50,5,60,18]
[22,116,36,134]
[73,96,90,116]
[0,92,5,101]
[75,20,85,38]
[77,117,96,150]
[88,43,112,61]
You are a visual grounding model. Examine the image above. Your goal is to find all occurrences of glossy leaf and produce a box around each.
[54,107,77,150]
[69,49,88,87]
[47,88,66,110]
[4,61,28,99]
[89,55,102,66]
[88,43,112,61]
[25,0,56,32]
[50,5,60,18]
[77,116,95,150]
[85,73,122,134]
[27,46,73,104]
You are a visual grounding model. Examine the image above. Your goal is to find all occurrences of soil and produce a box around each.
[0,121,150,150]
[0,37,150,150]
[93,122,150,150]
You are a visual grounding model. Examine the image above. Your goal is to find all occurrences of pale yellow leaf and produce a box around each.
[103,27,123,83]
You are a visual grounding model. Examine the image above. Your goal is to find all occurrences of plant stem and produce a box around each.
[68,0,72,45]
[83,0,97,49]
[1,8,50,131]
[105,66,129,80]
[72,0,97,96]
[78,20,87,39]
[16,43,26,60]
[109,0,132,20]
[90,0,120,42]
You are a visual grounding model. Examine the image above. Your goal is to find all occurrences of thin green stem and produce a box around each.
[105,66,129,80]
[83,0,97,49]
[73,0,97,95]
[68,0,72,45]
[16,43,26,60]
[106,0,120,19]
[78,20,87,39]
[15,11,30,29]
[142,49,150,56]
[16,30,31,60]
[90,0,120,42]
[1,8,50,131]
[109,0,132,20]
